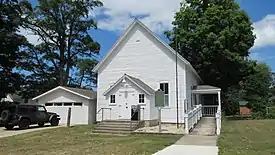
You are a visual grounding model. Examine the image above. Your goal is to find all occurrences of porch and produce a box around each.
[184,85,221,135]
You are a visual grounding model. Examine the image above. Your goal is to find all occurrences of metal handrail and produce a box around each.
[130,111,137,131]
[130,107,144,131]
[97,108,111,121]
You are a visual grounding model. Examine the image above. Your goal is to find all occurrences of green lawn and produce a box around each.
[218,119,275,155]
[0,126,181,155]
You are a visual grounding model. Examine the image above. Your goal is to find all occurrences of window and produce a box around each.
[17,106,28,113]
[74,103,83,106]
[64,103,72,106]
[110,95,115,103]
[38,106,46,112]
[54,103,62,106]
[45,103,53,106]
[160,83,169,106]
[29,106,37,112]
[139,94,145,103]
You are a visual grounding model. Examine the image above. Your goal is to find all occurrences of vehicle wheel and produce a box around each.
[5,125,14,130]
[50,117,59,126]
[19,119,30,130]
[38,122,44,127]
[0,110,11,123]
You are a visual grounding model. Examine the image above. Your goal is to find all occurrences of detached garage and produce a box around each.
[32,86,97,125]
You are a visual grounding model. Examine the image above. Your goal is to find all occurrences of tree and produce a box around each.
[21,0,102,86]
[241,63,272,113]
[69,58,98,89]
[0,0,30,98]
[166,0,255,93]
[19,0,102,98]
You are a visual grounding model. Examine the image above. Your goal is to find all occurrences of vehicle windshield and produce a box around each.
[38,106,46,112]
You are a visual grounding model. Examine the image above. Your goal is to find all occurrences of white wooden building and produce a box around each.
[32,86,97,125]
[93,20,221,134]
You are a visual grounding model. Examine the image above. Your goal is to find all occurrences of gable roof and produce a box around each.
[32,86,97,100]
[92,19,202,82]
[103,74,155,96]
[239,101,248,106]
[9,94,23,102]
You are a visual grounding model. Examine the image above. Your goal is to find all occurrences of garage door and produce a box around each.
[45,102,89,125]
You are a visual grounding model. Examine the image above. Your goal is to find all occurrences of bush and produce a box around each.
[251,111,265,120]
[226,115,252,120]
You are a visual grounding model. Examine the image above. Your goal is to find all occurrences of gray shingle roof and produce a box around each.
[126,74,155,94]
[103,74,155,96]
[193,85,220,90]
[10,94,23,102]
[62,87,97,99]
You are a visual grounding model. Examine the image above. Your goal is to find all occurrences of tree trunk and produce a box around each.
[64,63,72,86]
[59,43,65,86]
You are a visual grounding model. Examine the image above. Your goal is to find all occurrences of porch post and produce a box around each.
[218,91,221,111]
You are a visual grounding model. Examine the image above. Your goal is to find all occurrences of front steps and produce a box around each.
[190,117,216,136]
[93,120,141,134]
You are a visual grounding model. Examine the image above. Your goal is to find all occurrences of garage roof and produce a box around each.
[62,87,97,99]
[32,86,97,100]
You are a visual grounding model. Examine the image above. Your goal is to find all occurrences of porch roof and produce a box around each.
[192,85,221,94]
[103,74,155,96]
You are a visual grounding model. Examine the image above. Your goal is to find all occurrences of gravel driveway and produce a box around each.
[0,124,62,138]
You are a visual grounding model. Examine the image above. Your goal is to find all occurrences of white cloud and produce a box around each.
[253,14,275,48]
[18,27,41,45]
[94,0,182,34]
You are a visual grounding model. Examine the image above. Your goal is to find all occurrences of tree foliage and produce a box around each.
[0,0,30,98]
[241,63,272,113]
[19,0,102,98]
[166,0,255,93]
[72,58,98,89]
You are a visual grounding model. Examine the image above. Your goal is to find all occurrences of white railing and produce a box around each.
[96,108,112,121]
[216,106,221,135]
[202,105,218,117]
[184,104,202,134]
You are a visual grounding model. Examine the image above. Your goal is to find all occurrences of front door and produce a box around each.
[118,91,131,119]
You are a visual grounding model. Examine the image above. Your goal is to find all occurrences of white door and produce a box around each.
[118,91,131,119]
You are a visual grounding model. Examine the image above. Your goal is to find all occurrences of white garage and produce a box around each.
[32,86,97,125]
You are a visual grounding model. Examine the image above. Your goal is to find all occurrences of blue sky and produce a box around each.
[24,0,275,71]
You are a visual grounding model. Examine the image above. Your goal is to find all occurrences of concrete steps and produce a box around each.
[190,117,216,136]
[93,120,140,134]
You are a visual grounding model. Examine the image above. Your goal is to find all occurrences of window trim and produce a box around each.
[138,94,145,103]
[110,95,116,104]
[63,103,73,106]
[159,82,169,107]
[45,103,53,106]
[53,103,63,106]
[73,103,83,106]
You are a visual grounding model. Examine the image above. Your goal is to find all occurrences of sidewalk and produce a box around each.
[153,135,218,155]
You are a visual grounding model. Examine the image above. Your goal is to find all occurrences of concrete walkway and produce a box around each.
[0,125,62,138]
[153,135,218,155]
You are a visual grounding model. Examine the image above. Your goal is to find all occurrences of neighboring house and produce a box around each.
[32,86,97,125]
[93,20,221,126]
[239,101,251,115]
[1,94,32,104]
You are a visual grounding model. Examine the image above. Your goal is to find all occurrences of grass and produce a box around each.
[218,119,275,155]
[0,125,181,155]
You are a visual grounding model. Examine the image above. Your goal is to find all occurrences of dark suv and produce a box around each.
[0,104,60,130]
